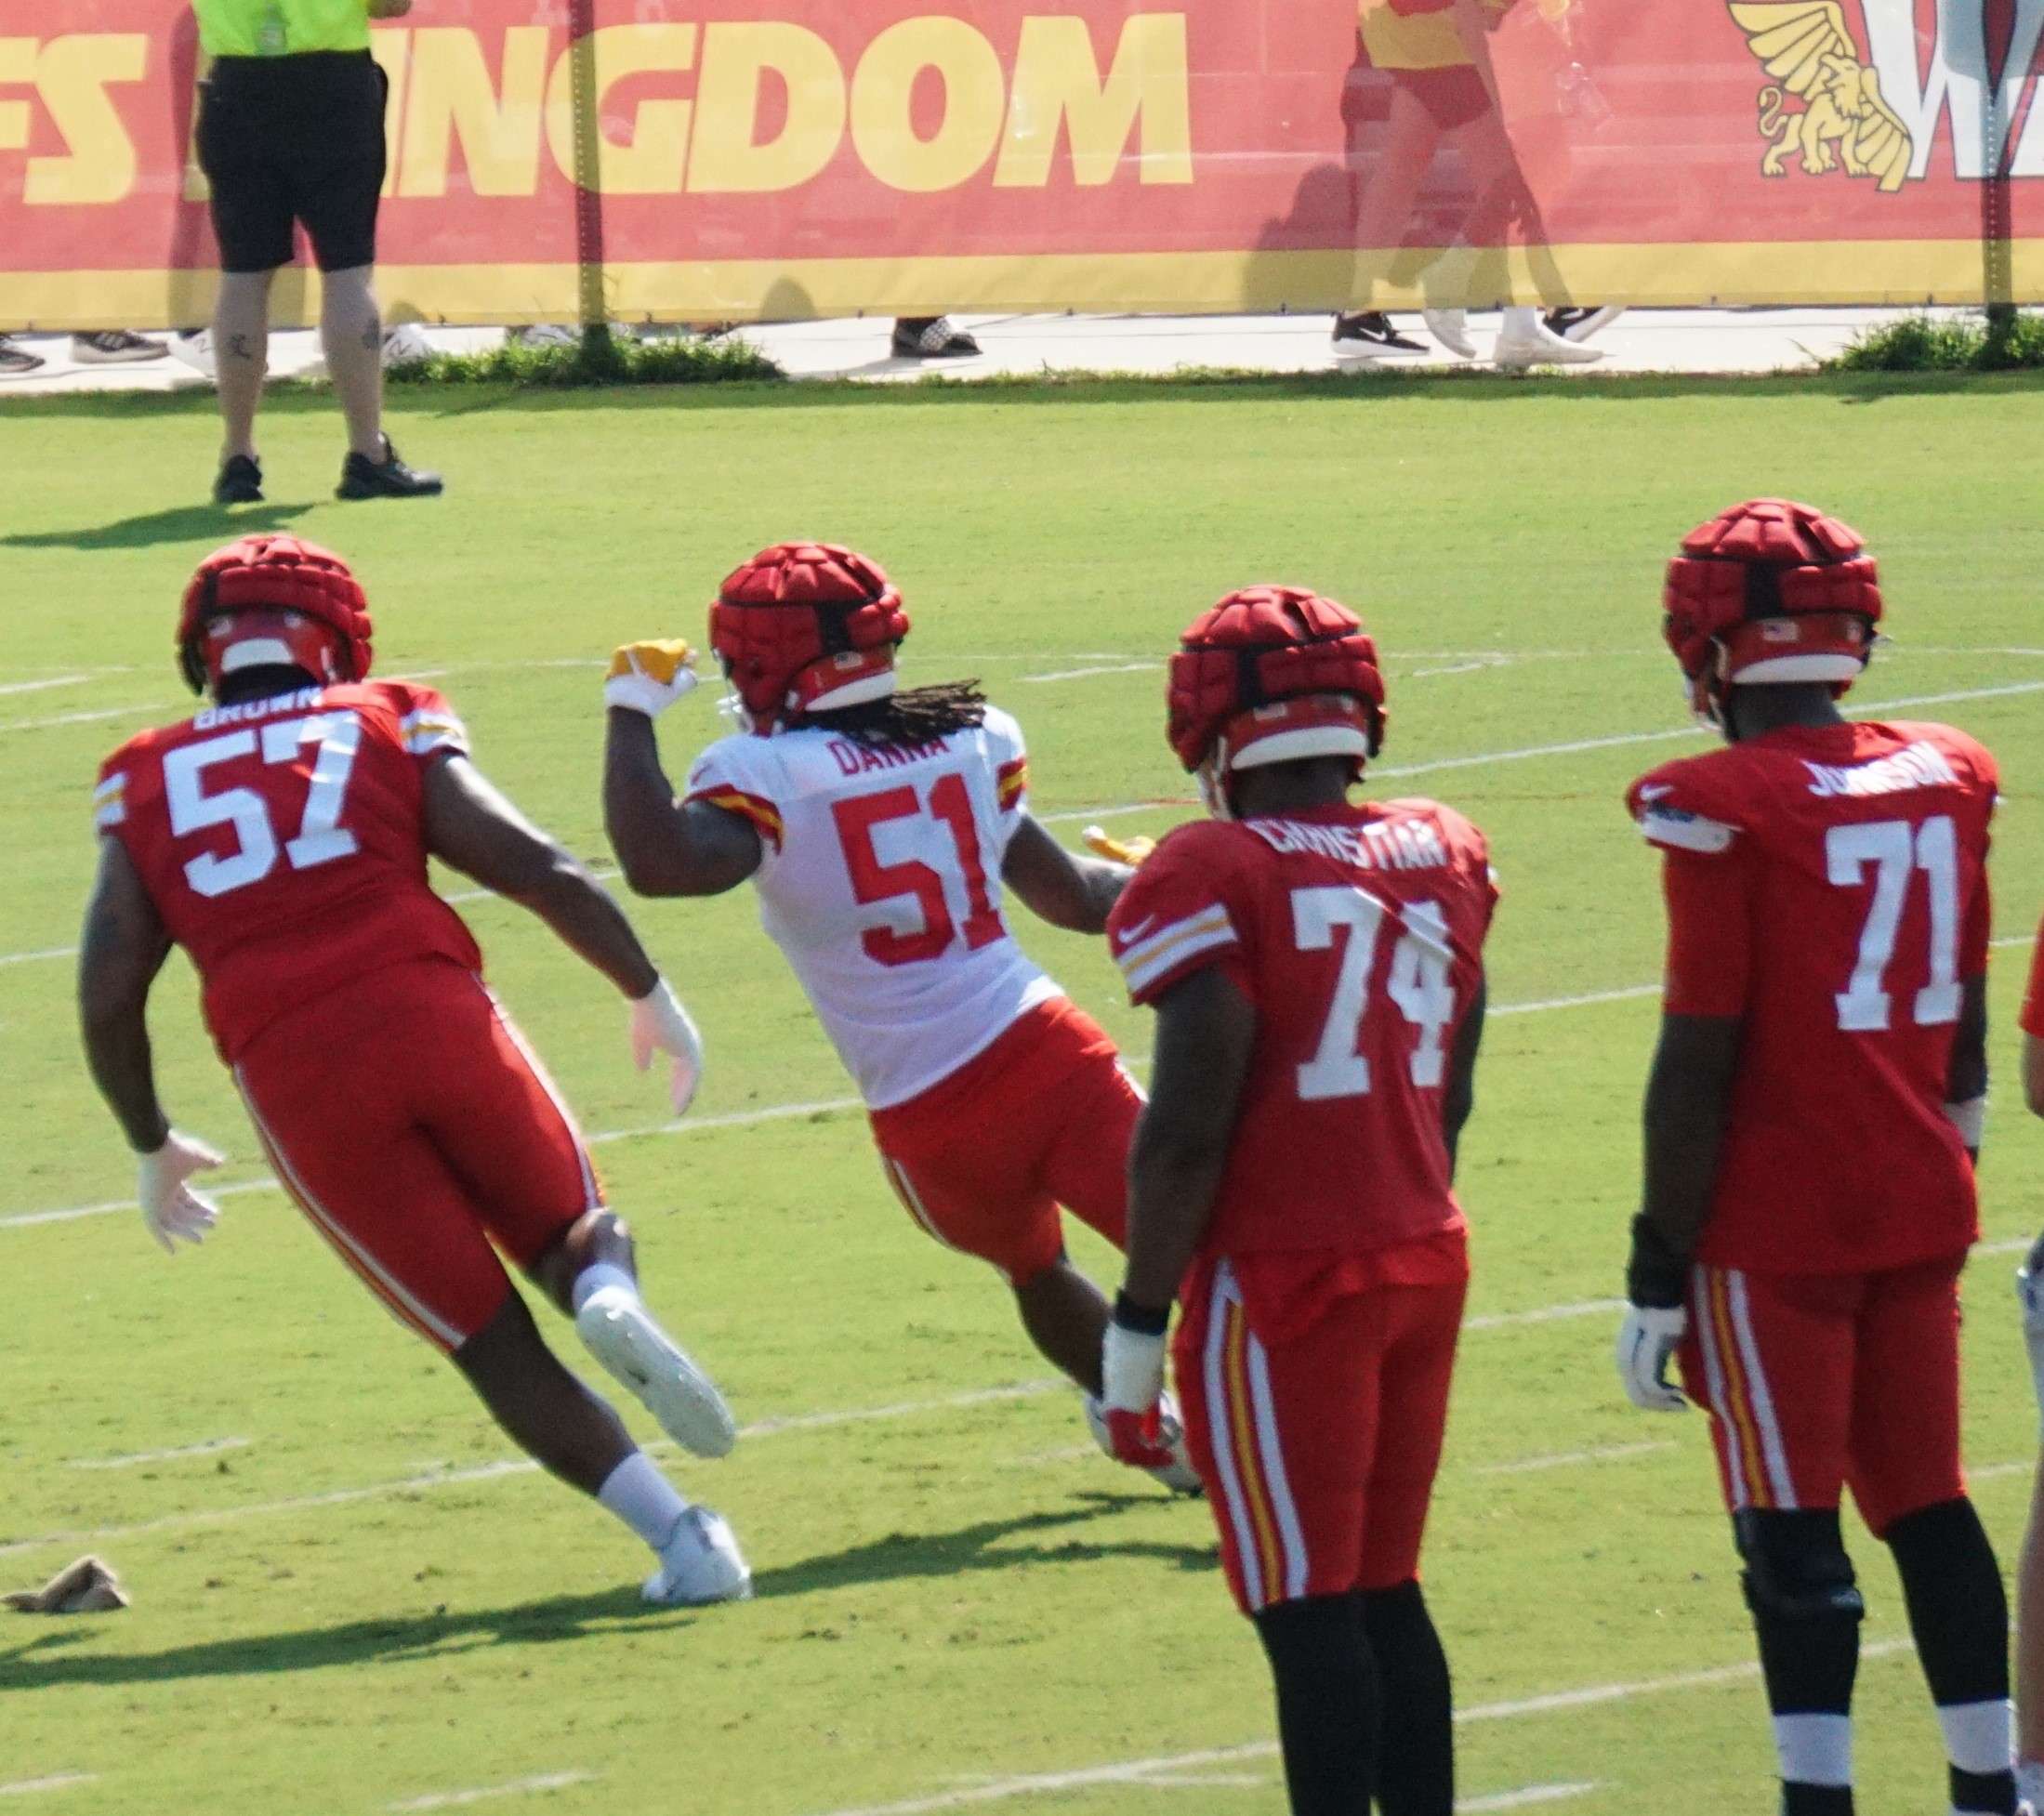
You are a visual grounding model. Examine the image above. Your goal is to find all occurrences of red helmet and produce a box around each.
[1167,586,1387,787]
[1663,498,1882,718]
[707,542,910,733]
[177,534,373,695]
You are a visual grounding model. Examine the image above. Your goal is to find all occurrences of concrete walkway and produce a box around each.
[0,306,1964,397]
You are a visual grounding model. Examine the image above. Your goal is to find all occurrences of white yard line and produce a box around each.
[0,703,175,735]
[389,1773,599,1812]
[0,947,76,967]
[1476,1441,1675,1476]
[0,677,90,699]
[68,1436,250,1470]
[1464,1299,1623,1333]
[1021,663,1159,684]
[0,1781,96,1801]
[1461,1790,1600,1813]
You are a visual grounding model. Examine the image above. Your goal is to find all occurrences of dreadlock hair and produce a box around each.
[802,678,988,747]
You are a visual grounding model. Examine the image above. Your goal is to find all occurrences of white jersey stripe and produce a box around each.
[1205,1261,1265,1611]
[1120,924,1239,996]
[1691,1266,1747,1512]
[1726,1270,1798,1511]
[1244,1317,1310,1602]
[233,1069,466,1350]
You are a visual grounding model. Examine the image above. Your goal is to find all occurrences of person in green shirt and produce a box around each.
[191,0,441,502]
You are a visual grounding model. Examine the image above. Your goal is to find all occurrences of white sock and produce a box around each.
[1939,1699,2013,1777]
[2015,1756,2044,1809]
[572,1261,638,1315]
[1503,305,1541,336]
[597,1451,688,1552]
[1774,1712,1853,1786]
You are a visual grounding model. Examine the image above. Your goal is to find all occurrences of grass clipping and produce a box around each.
[1826,310,2044,372]
[388,327,783,388]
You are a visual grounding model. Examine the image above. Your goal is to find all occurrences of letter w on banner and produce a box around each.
[0,0,2037,329]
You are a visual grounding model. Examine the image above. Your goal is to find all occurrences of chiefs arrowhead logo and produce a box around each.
[1729,1,1915,191]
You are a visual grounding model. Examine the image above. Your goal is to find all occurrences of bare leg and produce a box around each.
[531,1207,638,1318]
[2018,1464,2044,1767]
[319,262,385,459]
[450,1290,635,1495]
[1014,1258,1112,1397]
[213,269,273,460]
[1351,87,1443,307]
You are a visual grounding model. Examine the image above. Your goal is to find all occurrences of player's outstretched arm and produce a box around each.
[1001,815,1133,934]
[1442,976,1488,1178]
[423,755,660,999]
[603,710,762,899]
[78,836,175,1152]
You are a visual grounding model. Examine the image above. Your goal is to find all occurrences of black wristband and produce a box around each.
[1112,1291,1171,1336]
[1625,1214,1691,1310]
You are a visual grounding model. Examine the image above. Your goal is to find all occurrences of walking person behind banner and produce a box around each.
[192,0,441,504]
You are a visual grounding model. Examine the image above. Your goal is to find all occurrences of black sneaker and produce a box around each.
[336,436,443,500]
[1332,310,1425,352]
[214,454,264,505]
[890,316,981,359]
[0,335,46,376]
[73,330,168,364]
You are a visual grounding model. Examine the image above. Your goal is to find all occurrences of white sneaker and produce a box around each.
[1085,1392,1204,1496]
[169,329,215,378]
[642,1505,752,1606]
[1493,319,1604,369]
[381,322,432,368]
[576,1286,737,1459]
[1422,307,1478,360]
[1557,303,1626,344]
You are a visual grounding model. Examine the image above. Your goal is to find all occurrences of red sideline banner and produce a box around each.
[1,0,2040,329]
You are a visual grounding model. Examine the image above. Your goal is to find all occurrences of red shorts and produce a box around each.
[868,997,1140,1285]
[1678,1254,1969,1536]
[1392,65,1492,130]
[231,958,602,1353]
[1175,1251,1467,1615]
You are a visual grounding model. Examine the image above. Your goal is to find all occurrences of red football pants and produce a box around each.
[1175,1256,1466,1615]
[231,958,603,1353]
[868,997,1141,1285]
[1677,1254,1969,1536]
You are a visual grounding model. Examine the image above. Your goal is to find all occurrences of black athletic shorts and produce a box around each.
[197,51,388,274]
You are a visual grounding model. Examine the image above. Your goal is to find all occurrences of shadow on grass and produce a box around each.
[1,500,312,552]
[0,1493,1208,1690]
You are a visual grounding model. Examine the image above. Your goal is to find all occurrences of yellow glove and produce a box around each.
[1083,825,1154,868]
[606,640,699,717]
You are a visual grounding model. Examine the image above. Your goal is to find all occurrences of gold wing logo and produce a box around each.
[1728,2,1914,191]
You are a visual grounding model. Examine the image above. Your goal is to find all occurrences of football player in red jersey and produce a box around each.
[601,543,1200,1492]
[79,533,749,1606]
[2013,950,2044,1814]
[1615,500,2013,1816]
[1098,587,1495,1816]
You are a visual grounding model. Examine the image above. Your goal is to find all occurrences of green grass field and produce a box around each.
[5,372,2044,1816]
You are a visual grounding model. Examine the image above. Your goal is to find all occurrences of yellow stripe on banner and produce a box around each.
[1710,1272,1771,1512]
[9,241,2044,331]
[1225,1303,1285,1602]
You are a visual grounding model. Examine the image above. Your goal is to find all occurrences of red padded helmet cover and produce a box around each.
[707,542,910,731]
[1167,586,1387,772]
[177,534,373,693]
[1662,498,1882,698]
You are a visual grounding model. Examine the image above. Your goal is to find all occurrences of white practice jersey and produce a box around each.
[684,706,1062,1110]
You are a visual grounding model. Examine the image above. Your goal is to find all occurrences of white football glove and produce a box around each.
[605,640,700,718]
[1615,1304,1688,1413]
[630,978,704,1115]
[2016,1233,2044,1428]
[1099,1319,1179,1471]
[138,1130,226,1255]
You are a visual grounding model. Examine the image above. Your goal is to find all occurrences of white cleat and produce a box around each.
[642,1505,752,1606]
[1085,1392,1205,1496]
[1494,319,1605,370]
[169,329,216,379]
[1422,307,1479,360]
[576,1285,737,1459]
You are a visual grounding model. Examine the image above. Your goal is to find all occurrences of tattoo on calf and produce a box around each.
[226,333,254,362]
[362,322,381,352]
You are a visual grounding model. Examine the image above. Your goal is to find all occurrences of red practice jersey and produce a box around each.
[2023,910,2044,1039]
[95,681,482,1059]
[1108,800,1496,1265]
[1629,719,1998,1276]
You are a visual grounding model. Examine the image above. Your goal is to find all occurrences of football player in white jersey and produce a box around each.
[601,542,1194,1489]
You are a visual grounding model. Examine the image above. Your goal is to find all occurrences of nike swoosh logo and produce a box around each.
[1637,783,1674,802]
[1117,915,1159,946]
